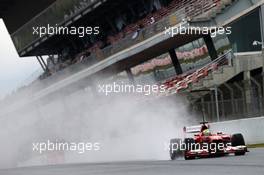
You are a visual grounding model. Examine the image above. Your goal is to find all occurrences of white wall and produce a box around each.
[210,117,264,144]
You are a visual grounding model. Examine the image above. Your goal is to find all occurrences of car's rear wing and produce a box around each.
[183,123,210,133]
[183,125,201,133]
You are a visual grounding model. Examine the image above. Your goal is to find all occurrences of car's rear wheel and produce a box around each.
[231,133,246,156]
[184,138,196,160]
[169,138,183,160]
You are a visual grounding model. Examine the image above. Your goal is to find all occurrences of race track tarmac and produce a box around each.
[1,148,263,175]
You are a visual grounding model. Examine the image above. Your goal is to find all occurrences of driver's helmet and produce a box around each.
[202,129,211,136]
[201,124,208,132]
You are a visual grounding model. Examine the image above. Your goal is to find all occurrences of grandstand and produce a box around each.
[1,0,264,123]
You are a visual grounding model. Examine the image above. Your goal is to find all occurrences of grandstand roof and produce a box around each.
[3,0,106,56]
[0,0,14,16]
[0,0,56,33]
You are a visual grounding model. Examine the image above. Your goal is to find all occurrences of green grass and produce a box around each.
[247,144,264,148]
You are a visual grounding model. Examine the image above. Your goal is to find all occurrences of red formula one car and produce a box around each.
[169,122,248,160]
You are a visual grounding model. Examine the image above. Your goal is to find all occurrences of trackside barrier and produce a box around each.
[210,117,264,144]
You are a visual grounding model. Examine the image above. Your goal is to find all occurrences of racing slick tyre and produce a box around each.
[169,138,183,160]
[184,138,195,160]
[210,141,225,157]
[231,133,246,156]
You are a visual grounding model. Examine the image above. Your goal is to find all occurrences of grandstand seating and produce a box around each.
[160,50,232,95]
[44,0,233,79]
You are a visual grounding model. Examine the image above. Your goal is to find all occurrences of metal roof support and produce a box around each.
[48,55,56,65]
[250,77,263,115]
[36,56,46,72]
[233,82,246,116]
[217,88,225,120]
[201,96,207,121]
[169,48,183,75]
[223,83,235,115]
[210,91,215,121]
[203,34,218,61]
[126,68,135,85]
[39,56,48,70]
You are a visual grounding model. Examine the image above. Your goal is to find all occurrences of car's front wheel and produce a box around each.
[231,133,246,156]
